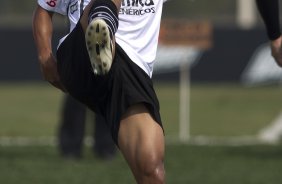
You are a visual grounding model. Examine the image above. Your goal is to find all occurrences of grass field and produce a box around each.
[1,82,282,138]
[1,145,282,184]
[1,82,282,183]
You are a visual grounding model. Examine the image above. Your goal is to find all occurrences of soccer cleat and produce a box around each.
[85,19,114,75]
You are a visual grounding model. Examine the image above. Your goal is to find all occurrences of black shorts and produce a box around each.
[56,23,163,145]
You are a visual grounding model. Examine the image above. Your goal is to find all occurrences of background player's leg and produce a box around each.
[58,94,86,159]
[118,104,165,184]
[93,114,117,160]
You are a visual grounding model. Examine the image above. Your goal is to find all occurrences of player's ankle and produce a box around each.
[88,0,119,39]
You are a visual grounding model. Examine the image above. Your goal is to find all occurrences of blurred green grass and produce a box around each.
[190,84,282,136]
[156,82,282,138]
[1,144,282,184]
[1,82,282,184]
[0,82,62,137]
[1,82,282,138]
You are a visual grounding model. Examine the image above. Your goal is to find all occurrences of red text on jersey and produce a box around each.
[47,0,57,7]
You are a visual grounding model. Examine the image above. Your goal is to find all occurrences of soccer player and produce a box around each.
[32,0,166,183]
[256,0,282,67]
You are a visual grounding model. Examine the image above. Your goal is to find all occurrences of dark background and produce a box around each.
[0,27,267,82]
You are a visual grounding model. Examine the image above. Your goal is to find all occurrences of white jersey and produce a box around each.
[38,0,165,77]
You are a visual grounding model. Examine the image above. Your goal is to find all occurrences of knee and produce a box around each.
[139,157,165,183]
[152,162,165,183]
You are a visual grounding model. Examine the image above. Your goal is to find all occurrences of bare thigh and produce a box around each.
[118,104,165,181]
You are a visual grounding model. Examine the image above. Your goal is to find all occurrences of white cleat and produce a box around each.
[85,19,113,75]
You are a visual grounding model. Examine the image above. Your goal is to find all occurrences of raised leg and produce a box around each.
[80,0,121,75]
